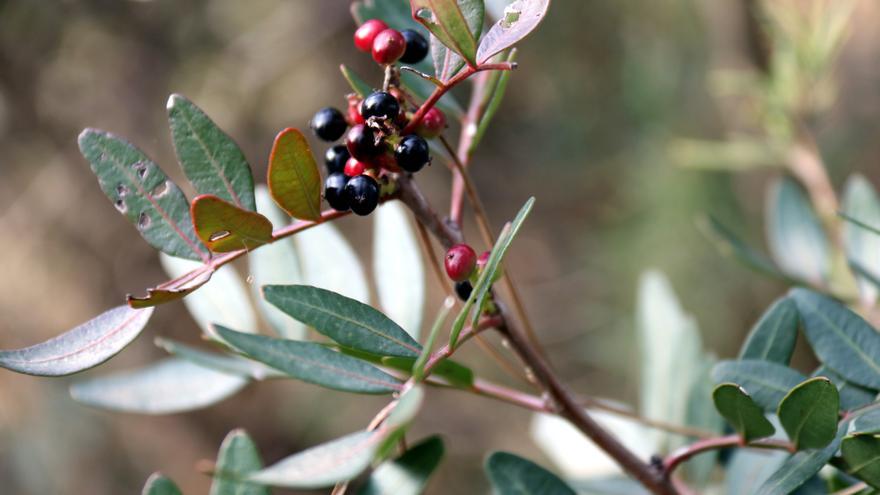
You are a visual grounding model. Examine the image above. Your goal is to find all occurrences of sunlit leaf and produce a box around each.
[485,451,576,495]
[78,128,209,261]
[739,296,799,365]
[842,174,880,305]
[777,377,839,450]
[411,0,483,66]
[373,202,425,340]
[267,128,322,221]
[215,324,402,394]
[211,429,269,495]
[712,383,776,442]
[358,436,444,495]
[476,0,550,63]
[712,360,807,411]
[766,177,830,285]
[191,194,273,252]
[263,285,422,358]
[295,222,370,304]
[0,305,153,376]
[142,473,182,495]
[69,357,249,414]
[167,94,256,211]
[842,434,880,489]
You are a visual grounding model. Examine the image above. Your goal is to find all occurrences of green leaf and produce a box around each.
[340,64,375,98]
[384,356,474,388]
[167,94,256,211]
[432,36,466,82]
[470,49,516,152]
[450,197,534,346]
[755,422,847,495]
[411,297,455,382]
[843,175,880,304]
[155,337,280,380]
[791,288,880,389]
[267,128,322,221]
[476,0,550,63]
[263,285,422,358]
[78,128,209,262]
[766,177,830,285]
[296,221,370,304]
[358,436,444,495]
[697,214,796,283]
[401,70,465,119]
[777,377,840,450]
[249,185,307,339]
[374,202,425,340]
[739,296,799,364]
[851,409,880,435]
[191,194,273,252]
[842,434,880,489]
[352,0,425,32]
[411,0,483,66]
[812,366,875,412]
[0,305,153,376]
[249,429,383,488]
[211,429,269,495]
[725,447,788,494]
[712,383,776,442]
[712,360,807,411]
[485,451,576,495]
[69,358,249,414]
[142,473,182,495]
[214,324,402,394]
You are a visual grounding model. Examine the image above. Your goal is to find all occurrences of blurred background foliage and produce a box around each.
[1,0,879,493]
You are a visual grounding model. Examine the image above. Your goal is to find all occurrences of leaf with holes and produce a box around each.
[211,429,269,495]
[191,194,273,252]
[267,128,322,221]
[167,94,256,211]
[142,473,182,495]
[127,267,214,309]
[69,357,249,414]
[249,429,386,488]
[0,305,153,376]
[777,377,840,450]
[214,324,402,394]
[712,383,776,442]
[476,0,550,64]
[712,360,807,411]
[766,177,830,285]
[842,434,880,489]
[78,128,209,262]
[485,451,576,495]
[739,296,799,365]
[357,435,444,495]
[263,285,422,358]
[411,0,483,66]
[791,288,880,389]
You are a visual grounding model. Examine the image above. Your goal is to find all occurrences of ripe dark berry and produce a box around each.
[354,19,388,53]
[345,124,383,160]
[310,107,348,142]
[344,174,380,216]
[344,157,367,177]
[324,173,350,212]
[400,29,429,64]
[455,281,473,301]
[361,91,400,121]
[395,135,430,172]
[445,244,477,282]
[372,28,406,65]
[416,107,447,138]
[324,145,350,174]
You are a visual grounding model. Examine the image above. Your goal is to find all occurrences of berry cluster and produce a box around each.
[445,244,494,301]
[307,19,449,217]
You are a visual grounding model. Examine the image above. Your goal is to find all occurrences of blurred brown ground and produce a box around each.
[1,1,880,493]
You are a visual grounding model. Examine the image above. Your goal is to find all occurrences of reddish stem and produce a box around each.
[662,434,794,478]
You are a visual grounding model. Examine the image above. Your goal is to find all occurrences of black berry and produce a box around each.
[324,145,350,174]
[324,173,350,211]
[311,107,348,142]
[361,92,400,121]
[344,175,380,216]
[400,29,429,64]
[455,281,473,301]
[346,124,384,160]
[395,135,430,172]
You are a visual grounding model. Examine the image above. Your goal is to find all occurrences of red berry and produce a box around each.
[347,100,365,125]
[344,157,367,177]
[416,107,447,138]
[445,244,477,282]
[372,29,406,65]
[354,19,388,53]
[477,250,490,269]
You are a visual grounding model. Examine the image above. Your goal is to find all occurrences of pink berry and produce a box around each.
[477,250,490,269]
[417,107,447,138]
[344,157,367,177]
[445,244,477,282]
[354,19,388,53]
[372,29,406,65]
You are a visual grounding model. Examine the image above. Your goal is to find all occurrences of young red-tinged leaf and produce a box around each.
[842,434,880,489]
[712,383,776,442]
[476,0,551,64]
[267,128,322,221]
[127,267,213,309]
[142,473,182,495]
[78,128,210,262]
[191,194,274,252]
[0,305,154,376]
[211,429,270,495]
[411,0,483,66]
[777,377,840,450]
[167,94,257,211]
